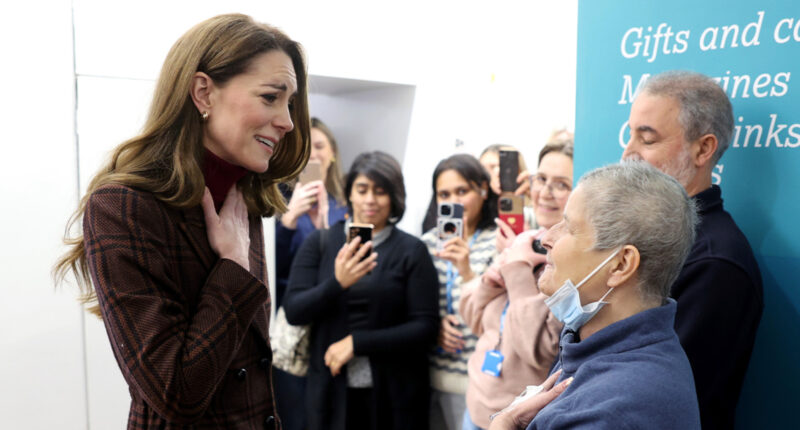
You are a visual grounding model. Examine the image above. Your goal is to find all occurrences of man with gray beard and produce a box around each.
[622,70,763,430]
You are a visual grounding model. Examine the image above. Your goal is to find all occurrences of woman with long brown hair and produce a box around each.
[54,14,310,429]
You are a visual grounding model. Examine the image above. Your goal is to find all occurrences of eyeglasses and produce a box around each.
[530,174,572,198]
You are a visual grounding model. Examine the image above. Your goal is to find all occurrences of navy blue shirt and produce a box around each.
[527,300,701,429]
[671,185,763,430]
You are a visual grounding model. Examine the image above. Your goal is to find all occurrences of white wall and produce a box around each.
[0,1,87,428]
[0,1,577,428]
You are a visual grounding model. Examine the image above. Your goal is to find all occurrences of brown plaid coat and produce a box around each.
[84,184,279,429]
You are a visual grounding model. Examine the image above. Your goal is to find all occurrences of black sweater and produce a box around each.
[283,220,439,430]
[671,185,763,430]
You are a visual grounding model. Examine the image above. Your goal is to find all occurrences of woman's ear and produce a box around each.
[480,182,489,199]
[607,245,639,288]
[190,72,214,114]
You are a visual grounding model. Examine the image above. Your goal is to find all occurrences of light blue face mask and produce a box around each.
[544,248,621,331]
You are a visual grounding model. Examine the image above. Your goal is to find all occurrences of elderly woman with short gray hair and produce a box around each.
[490,161,701,430]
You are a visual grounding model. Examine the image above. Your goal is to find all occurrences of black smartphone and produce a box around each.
[499,149,519,192]
[532,239,546,254]
[348,223,374,260]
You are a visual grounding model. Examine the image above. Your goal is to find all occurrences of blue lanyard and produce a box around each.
[499,301,510,334]
[496,301,510,349]
[445,229,481,314]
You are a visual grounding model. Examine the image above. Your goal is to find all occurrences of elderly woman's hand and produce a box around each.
[334,236,378,289]
[501,229,546,270]
[201,186,250,271]
[324,335,354,377]
[488,369,573,430]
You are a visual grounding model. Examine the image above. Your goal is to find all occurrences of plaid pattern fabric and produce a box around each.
[84,184,279,429]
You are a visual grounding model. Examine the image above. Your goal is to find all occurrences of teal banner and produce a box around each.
[576,0,800,427]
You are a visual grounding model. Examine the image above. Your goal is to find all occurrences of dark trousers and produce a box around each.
[346,387,374,430]
[272,368,307,430]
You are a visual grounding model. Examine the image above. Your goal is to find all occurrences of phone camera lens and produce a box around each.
[500,198,512,211]
[444,222,457,234]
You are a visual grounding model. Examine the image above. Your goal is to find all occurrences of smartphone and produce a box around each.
[298,159,322,185]
[348,223,374,260]
[498,192,524,235]
[437,203,464,246]
[499,150,519,193]
[532,239,546,254]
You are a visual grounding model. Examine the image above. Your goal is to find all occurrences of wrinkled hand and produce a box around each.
[488,369,572,430]
[280,180,325,229]
[324,335,354,377]
[437,237,474,282]
[438,314,465,354]
[501,229,546,270]
[201,186,251,271]
[334,236,378,289]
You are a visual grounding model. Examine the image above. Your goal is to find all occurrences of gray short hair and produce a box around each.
[642,71,733,164]
[579,161,698,303]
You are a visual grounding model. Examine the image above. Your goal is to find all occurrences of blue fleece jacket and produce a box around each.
[526,299,700,430]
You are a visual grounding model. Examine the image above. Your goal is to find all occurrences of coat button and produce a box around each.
[259,357,270,370]
[236,368,247,381]
[264,415,275,429]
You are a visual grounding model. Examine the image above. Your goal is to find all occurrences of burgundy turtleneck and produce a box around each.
[203,149,248,212]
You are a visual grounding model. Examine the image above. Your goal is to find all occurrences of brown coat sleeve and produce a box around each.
[83,185,269,424]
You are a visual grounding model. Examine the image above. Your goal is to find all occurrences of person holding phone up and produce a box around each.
[459,137,574,429]
[420,154,500,430]
[283,151,439,430]
[273,117,348,430]
[458,137,572,428]
[276,117,348,308]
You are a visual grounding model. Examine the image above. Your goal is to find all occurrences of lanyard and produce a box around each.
[445,229,481,314]
[495,301,510,350]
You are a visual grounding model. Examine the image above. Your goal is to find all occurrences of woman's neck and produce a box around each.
[203,149,248,212]
[464,219,480,240]
[372,220,387,234]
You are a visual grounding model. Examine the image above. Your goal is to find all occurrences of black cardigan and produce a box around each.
[283,220,439,430]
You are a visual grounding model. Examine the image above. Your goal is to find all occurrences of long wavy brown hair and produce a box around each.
[54,14,311,316]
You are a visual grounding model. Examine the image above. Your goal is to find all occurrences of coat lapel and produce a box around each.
[177,205,216,272]
[248,215,270,342]
[177,205,271,343]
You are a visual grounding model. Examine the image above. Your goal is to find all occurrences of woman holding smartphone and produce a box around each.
[283,151,439,430]
[460,137,573,430]
[420,154,500,430]
[273,117,348,430]
[276,117,348,307]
